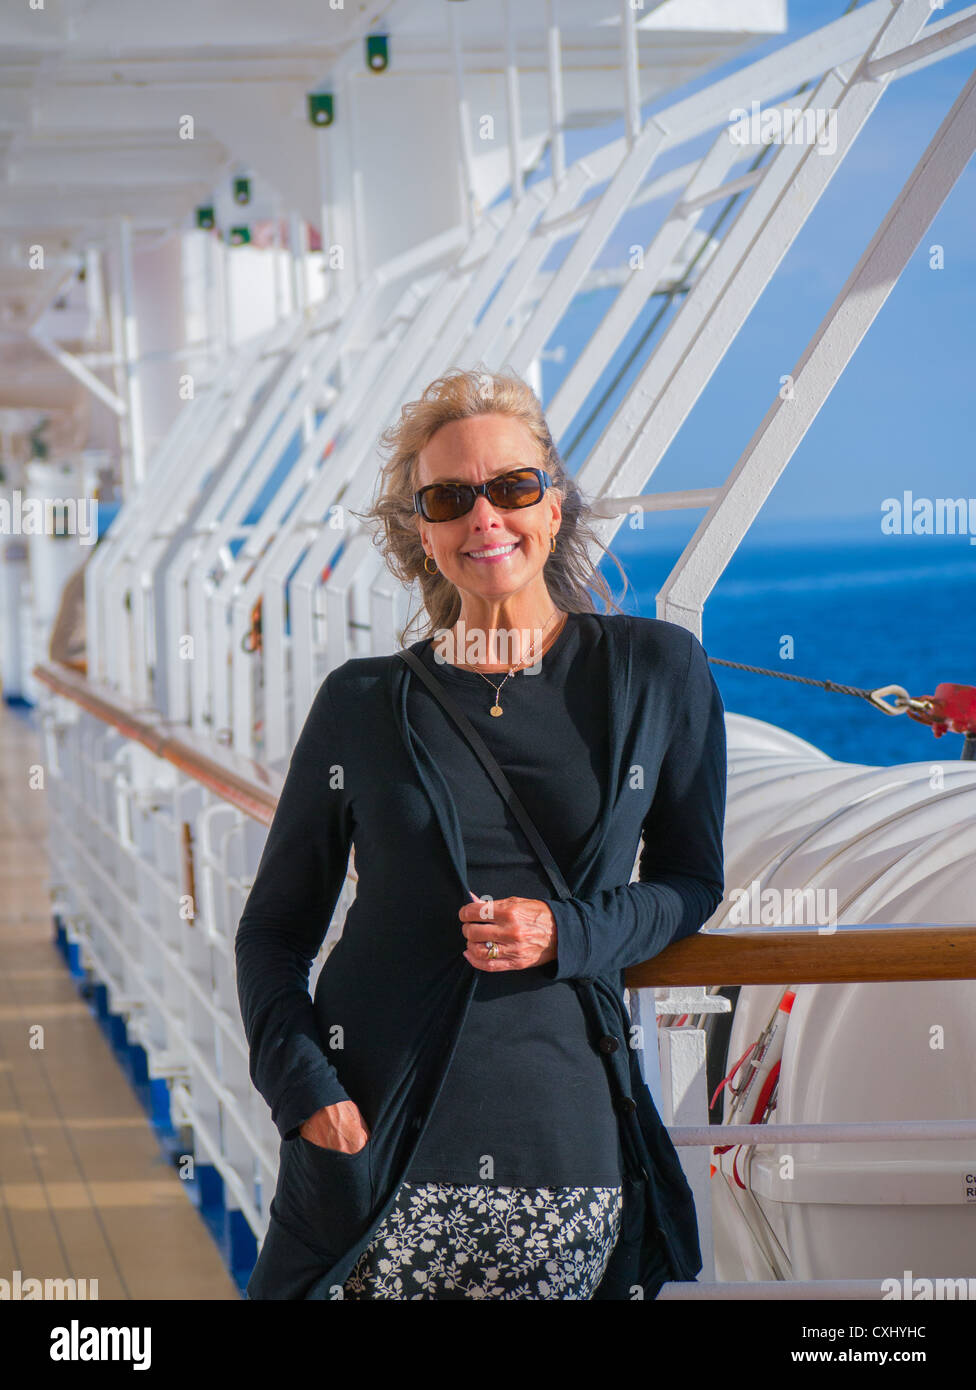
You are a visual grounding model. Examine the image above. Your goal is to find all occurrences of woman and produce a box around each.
[235,367,726,1300]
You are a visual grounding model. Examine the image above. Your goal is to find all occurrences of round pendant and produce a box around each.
[490,704,503,717]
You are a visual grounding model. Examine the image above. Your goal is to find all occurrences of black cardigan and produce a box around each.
[235,612,727,1298]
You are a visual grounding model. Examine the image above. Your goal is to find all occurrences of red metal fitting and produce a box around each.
[906,683,976,738]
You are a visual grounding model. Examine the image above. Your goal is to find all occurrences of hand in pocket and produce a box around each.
[299,1098,370,1153]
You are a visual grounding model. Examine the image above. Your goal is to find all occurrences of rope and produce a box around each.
[706,657,875,703]
[705,659,955,727]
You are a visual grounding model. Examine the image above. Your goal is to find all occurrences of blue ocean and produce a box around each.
[599,518,975,768]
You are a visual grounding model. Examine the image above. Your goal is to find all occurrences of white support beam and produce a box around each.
[448,0,478,229]
[289,210,307,316]
[314,125,333,305]
[344,71,367,295]
[672,1119,976,1146]
[459,165,590,366]
[546,0,566,191]
[504,0,523,206]
[546,124,742,442]
[588,489,719,518]
[579,0,935,529]
[27,329,127,416]
[570,0,973,195]
[502,114,669,369]
[117,215,147,493]
[660,62,976,635]
[864,8,976,80]
[620,0,641,149]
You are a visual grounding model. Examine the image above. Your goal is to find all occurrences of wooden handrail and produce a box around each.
[626,924,976,987]
[33,661,282,826]
[33,661,976,986]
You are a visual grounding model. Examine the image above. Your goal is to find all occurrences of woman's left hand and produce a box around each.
[460,891,558,971]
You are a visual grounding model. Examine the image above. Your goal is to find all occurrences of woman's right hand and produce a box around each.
[298,1099,370,1153]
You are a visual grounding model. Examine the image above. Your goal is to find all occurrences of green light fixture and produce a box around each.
[307,93,335,127]
[366,35,389,72]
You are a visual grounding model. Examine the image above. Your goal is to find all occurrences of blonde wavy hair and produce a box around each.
[355,366,629,645]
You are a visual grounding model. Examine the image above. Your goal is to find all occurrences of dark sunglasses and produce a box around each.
[413,467,552,522]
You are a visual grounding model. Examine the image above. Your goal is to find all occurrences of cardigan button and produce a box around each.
[597,1035,619,1055]
[616,1096,637,1116]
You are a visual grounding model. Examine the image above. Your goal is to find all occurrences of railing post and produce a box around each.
[651,985,730,1282]
[659,1023,713,1279]
[631,983,725,1281]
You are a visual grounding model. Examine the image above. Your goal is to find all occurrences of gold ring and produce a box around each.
[486,941,499,959]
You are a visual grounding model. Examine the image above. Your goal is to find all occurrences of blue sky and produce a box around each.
[540,0,976,532]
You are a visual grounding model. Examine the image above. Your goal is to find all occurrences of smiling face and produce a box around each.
[414,414,562,615]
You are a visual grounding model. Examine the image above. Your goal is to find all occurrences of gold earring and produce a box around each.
[424,554,438,574]
[549,533,556,554]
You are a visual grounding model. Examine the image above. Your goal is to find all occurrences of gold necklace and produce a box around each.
[456,610,565,716]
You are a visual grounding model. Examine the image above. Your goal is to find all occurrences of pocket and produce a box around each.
[297,1135,371,1159]
[273,1133,375,1260]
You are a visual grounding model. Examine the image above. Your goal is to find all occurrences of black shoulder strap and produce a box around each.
[397,648,572,903]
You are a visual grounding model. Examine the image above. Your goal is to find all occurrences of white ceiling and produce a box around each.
[0,0,785,428]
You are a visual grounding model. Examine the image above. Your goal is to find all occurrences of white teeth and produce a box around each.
[468,542,518,559]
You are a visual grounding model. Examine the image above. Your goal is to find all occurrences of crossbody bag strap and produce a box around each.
[397,648,573,903]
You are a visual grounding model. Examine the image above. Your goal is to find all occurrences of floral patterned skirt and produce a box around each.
[341,1181,623,1301]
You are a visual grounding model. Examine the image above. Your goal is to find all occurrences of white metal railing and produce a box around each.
[39,691,356,1243]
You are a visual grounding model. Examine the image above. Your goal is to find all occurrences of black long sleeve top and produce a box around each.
[402,613,623,1186]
